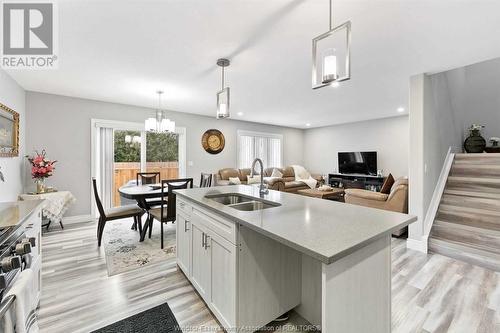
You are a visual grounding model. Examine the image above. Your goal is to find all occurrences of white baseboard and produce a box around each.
[62,214,96,225]
[406,237,428,253]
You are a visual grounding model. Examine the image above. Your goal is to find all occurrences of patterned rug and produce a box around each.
[102,217,176,276]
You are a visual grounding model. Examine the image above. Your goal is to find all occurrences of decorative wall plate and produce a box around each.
[202,129,225,154]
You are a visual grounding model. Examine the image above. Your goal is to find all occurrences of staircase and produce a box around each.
[429,153,500,272]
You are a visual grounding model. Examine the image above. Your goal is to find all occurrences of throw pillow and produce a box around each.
[270,168,283,178]
[247,175,262,184]
[380,174,395,194]
[228,177,241,185]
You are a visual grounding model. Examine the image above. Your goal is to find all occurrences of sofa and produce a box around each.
[344,177,409,236]
[214,166,322,193]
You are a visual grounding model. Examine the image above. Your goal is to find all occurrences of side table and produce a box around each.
[19,191,76,231]
[297,188,345,201]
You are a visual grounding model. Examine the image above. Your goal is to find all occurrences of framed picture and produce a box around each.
[0,102,19,157]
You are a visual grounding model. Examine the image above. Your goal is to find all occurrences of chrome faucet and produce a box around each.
[251,158,269,196]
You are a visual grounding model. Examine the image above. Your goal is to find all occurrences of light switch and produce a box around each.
[188,161,194,167]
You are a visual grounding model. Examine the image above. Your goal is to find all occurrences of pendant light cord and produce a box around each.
[221,65,225,90]
[329,0,333,30]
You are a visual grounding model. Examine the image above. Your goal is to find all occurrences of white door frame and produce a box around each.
[90,118,186,218]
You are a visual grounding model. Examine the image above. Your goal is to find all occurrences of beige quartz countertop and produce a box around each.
[0,200,45,229]
[175,185,417,264]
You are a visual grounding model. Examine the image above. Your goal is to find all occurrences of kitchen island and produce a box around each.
[174,185,416,333]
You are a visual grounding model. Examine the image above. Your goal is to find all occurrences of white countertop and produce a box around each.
[175,185,417,264]
[0,200,45,229]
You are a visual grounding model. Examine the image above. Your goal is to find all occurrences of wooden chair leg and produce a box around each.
[137,216,143,234]
[97,217,102,239]
[148,216,153,239]
[161,222,164,249]
[98,220,106,247]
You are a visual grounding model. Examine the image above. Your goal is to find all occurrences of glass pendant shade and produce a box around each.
[312,21,351,89]
[322,49,338,83]
[216,87,230,119]
[145,118,156,132]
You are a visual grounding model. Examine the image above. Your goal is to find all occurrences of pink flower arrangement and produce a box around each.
[26,150,57,179]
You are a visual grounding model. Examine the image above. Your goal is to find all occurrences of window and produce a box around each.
[237,130,283,169]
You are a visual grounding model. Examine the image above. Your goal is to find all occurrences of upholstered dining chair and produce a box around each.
[200,173,212,188]
[149,178,193,248]
[92,178,145,247]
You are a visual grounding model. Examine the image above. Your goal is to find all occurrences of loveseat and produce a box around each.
[214,166,322,193]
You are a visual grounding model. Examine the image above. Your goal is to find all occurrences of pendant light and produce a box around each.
[216,58,230,119]
[145,91,175,133]
[312,0,351,89]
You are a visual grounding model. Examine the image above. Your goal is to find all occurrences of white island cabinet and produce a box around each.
[176,196,301,331]
[175,185,416,333]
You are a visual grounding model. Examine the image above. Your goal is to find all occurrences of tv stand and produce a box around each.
[328,173,385,192]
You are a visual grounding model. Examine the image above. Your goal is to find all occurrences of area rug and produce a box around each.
[102,217,176,276]
[91,303,181,333]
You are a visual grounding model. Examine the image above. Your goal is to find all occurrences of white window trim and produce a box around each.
[90,119,186,217]
[236,129,284,168]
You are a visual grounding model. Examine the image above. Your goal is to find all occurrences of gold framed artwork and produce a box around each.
[0,102,19,157]
[201,129,225,154]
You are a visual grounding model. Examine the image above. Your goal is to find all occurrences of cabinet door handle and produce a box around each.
[184,220,190,232]
[205,235,210,249]
[202,232,206,248]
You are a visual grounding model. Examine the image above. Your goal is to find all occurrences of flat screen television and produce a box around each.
[338,151,377,175]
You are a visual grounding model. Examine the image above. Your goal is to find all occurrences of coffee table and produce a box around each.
[297,188,345,201]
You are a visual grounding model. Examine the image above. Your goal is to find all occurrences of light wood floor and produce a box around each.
[39,220,500,333]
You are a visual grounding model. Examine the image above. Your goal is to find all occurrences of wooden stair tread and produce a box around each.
[447,176,500,185]
[428,238,500,272]
[438,204,500,217]
[431,220,500,255]
[441,194,500,211]
[444,189,500,200]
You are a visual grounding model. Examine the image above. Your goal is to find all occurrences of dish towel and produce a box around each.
[291,165,317,189]
[3,269,39,333]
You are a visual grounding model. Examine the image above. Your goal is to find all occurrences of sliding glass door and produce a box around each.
[91,119,186,214]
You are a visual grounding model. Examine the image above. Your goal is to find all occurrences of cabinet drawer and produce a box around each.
[191,207,237,245]
[177,198,192,216]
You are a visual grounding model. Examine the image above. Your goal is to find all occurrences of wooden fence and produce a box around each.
[113,161,179,206]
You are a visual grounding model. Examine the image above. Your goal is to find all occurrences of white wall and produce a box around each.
[303,116,409,178]
[25,92,304,216]
[0,70,26,202]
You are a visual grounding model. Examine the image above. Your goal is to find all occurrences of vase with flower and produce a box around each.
[26,150,57,194]
[464,124,486,153]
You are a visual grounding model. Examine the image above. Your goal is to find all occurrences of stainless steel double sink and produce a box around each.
[205,193,281,211]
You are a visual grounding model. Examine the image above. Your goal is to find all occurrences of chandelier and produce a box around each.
[145,91,175,133]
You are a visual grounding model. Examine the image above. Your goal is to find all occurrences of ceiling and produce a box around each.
[7,0,500,128]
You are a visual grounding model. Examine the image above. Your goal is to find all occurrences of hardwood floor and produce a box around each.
[39,220,500,332]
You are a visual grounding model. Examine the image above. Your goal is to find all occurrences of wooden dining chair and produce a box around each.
[200,173,212,188]
[92,178,145,247]
[136,172,160,185]
[132,172,161,231]
[149,178,193,248]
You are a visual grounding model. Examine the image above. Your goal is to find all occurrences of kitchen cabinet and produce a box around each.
[175,211,191,276]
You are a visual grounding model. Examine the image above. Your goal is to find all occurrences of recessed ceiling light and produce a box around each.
[397,107,405,113]
[306,123,311,127]
[237,112,244,116]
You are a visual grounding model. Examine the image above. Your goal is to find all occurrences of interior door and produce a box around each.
[176,211,191,275]
[190,221,210,299]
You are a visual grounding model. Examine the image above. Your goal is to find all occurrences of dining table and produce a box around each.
[118,183,168,242]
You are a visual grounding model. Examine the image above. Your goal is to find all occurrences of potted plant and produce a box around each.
[26,150,57,193]
[464,124,486,153]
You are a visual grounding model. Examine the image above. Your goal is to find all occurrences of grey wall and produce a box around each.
[0,69,26,202]
[303,116,409,179]
[422,56,500,216]
[25,92,304,216]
